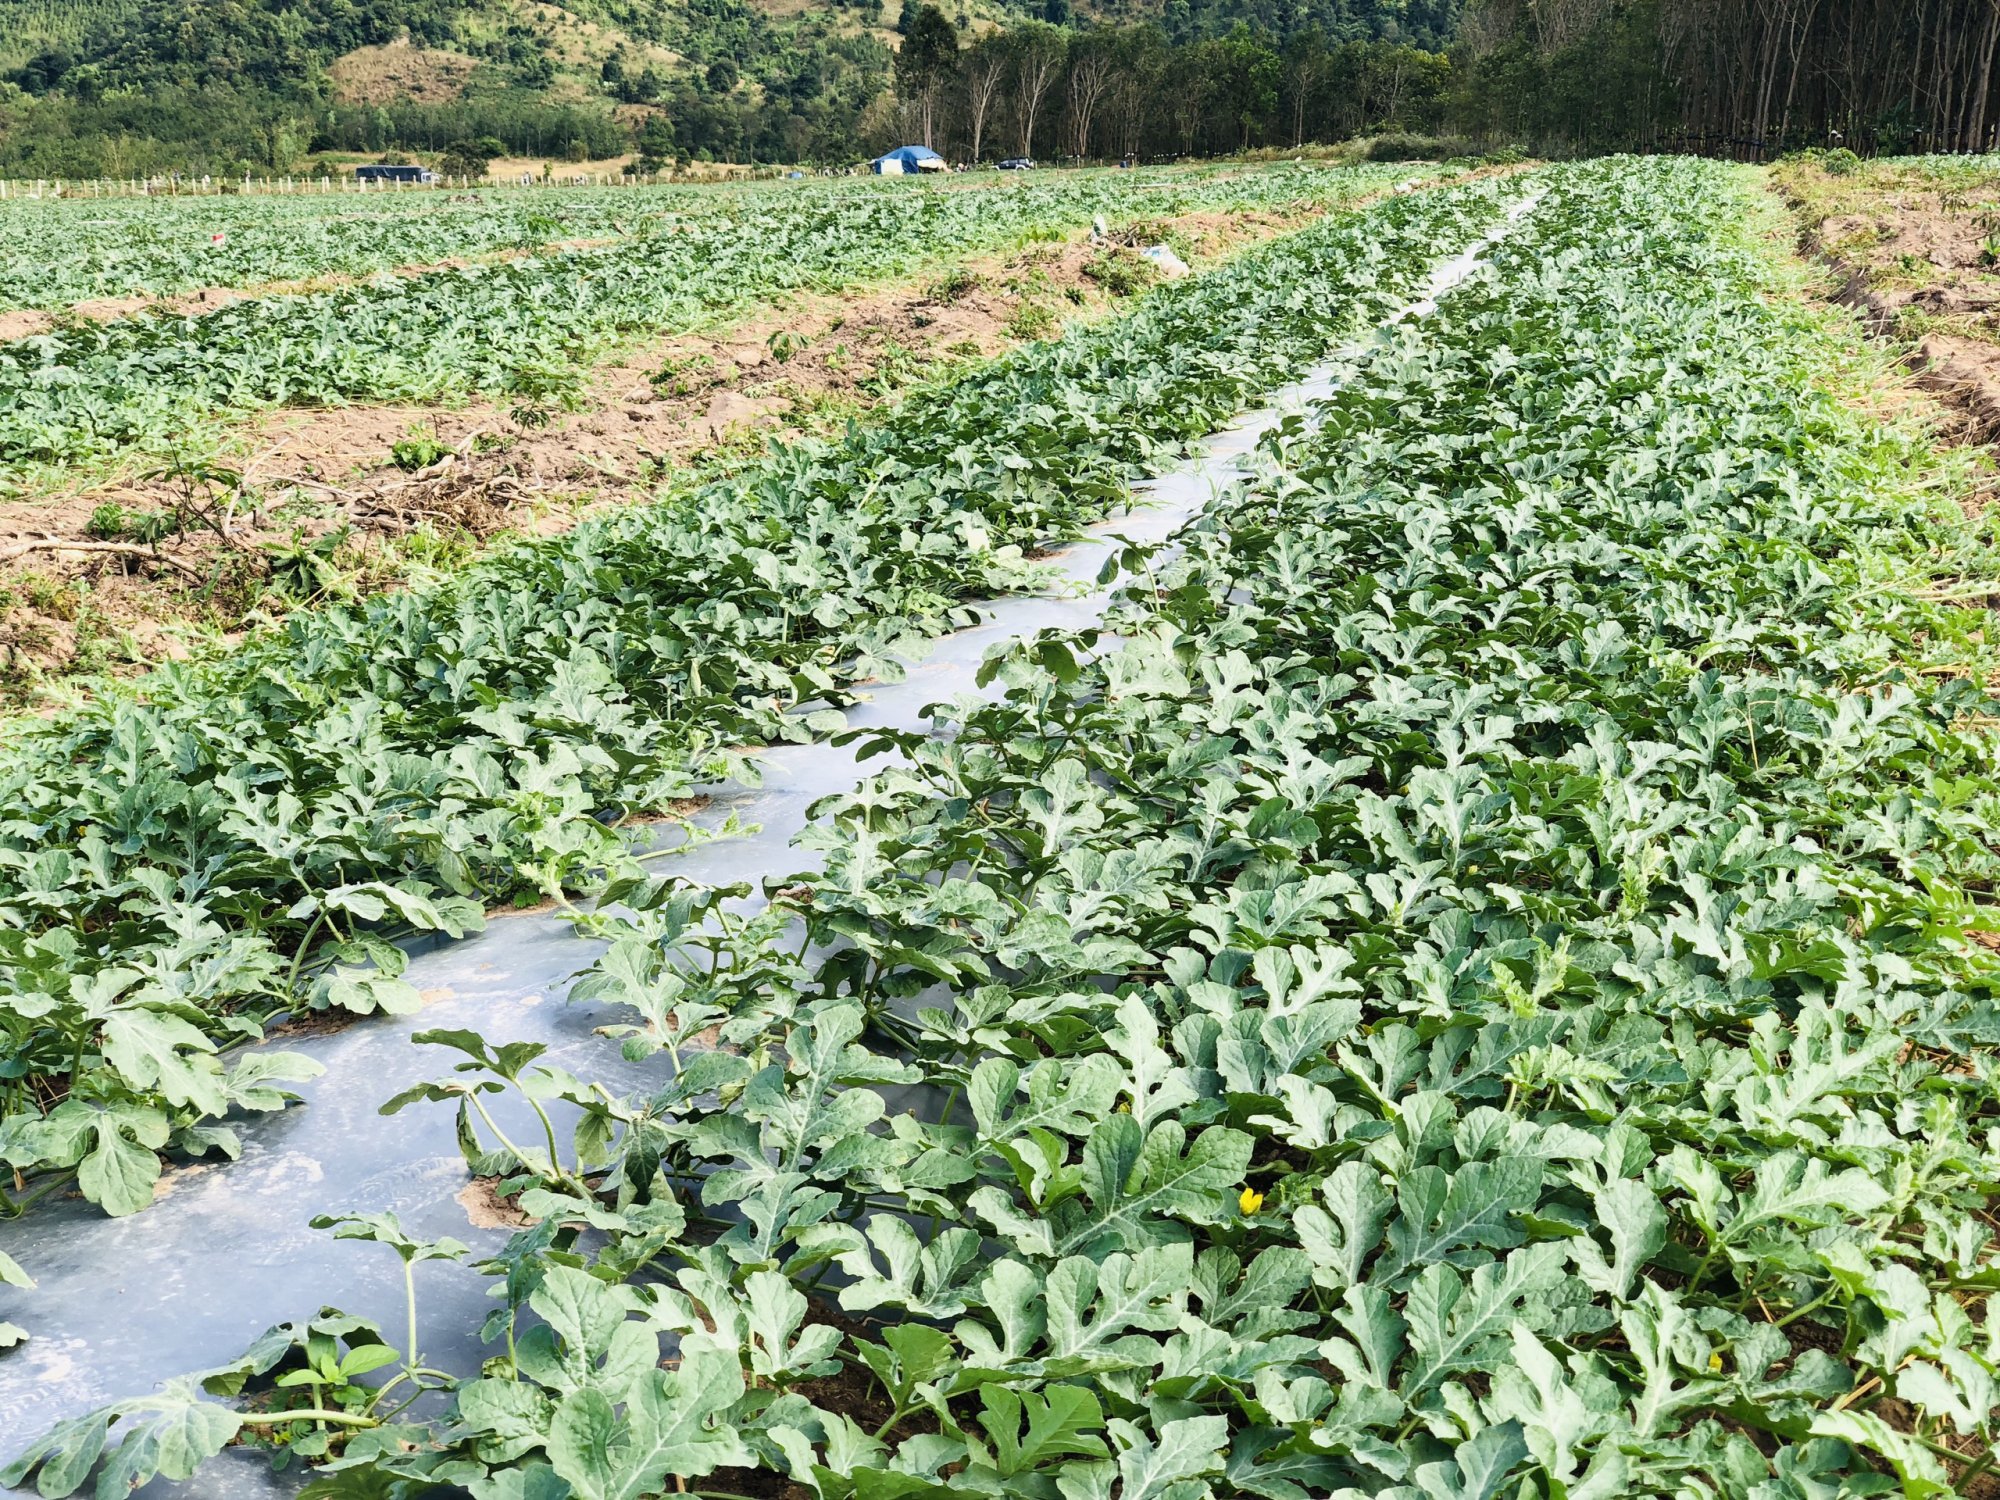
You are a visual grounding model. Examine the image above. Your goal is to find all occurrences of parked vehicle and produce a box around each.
[354,164,435,183]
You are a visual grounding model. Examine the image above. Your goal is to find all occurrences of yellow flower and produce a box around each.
[1708,1353,1724,1373]
[1240,1187,1264,1215]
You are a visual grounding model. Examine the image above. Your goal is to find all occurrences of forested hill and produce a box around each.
[0,0,1459,89]
[0,0,1459,174]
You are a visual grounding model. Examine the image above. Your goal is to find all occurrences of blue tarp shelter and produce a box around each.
[872,145,945,175]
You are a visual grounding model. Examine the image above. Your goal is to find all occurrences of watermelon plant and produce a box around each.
[0,178,1516,1219]
[12,155,2000,1500]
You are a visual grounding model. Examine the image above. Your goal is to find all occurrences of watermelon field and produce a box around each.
[5,152,2000,1500]
[0,168,1375,320]
[0,164,1404,476]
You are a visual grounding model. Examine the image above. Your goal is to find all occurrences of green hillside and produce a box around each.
[0,0,134,64]
[0,0,1456,73]
[0,0,1462,175]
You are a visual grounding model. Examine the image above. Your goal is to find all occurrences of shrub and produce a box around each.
[1363,132,1479,161]
[85,502,129,540]
[390,436,452,472]
[437,138,505,178]
[1082,247,1160,298]
[925,265,980,302]
[1004,302,1059,339]
[1118,216,1195,260]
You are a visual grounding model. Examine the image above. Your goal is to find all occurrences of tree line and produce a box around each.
[1452,0,2000,157]
[880,8,1451,163]
[889,0,2000,163]
[0,0,893,176]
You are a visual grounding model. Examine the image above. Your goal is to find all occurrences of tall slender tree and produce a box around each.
[962,33,1008,162]
[1009,20,1068,157]
[1282,26,1331,147]
[1458,0,2000,154]
[1063,32,1115,157]
[1102,25,1170,158]
[895,3,961,150]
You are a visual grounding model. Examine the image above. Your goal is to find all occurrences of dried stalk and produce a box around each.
[0,539,207,582]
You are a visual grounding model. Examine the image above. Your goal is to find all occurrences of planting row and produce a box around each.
[16,150,1992,1500]
[0,177,1519,1221]
[0,162,1409,474]
[0,186,684,314]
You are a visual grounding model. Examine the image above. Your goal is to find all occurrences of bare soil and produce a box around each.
[1774,157,2000,708]
[0,200,1313,701]
[456,1177,534,1229]
[1776,156,2000,446]
[328,39,480,107]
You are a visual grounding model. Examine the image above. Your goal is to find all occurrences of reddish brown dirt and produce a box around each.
[0,298,154,339]
[1775,158,2000,703]
[236,211,1279,484]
